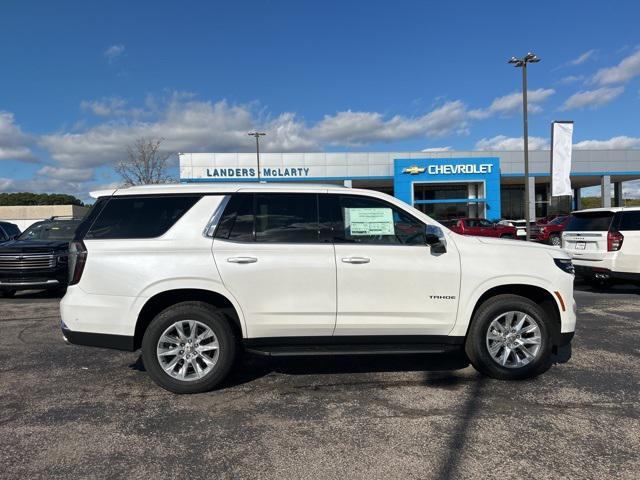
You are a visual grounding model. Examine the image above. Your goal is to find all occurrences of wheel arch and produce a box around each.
[463,284,562,348]
[133,288,245,350]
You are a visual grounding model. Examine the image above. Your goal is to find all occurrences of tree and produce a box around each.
[115,137,174,186]
[0,192,83,206]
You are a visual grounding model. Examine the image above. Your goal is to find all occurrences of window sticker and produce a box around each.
[345,208,395,235]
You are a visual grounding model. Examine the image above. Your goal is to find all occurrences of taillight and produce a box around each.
[68,240,87,285]
[607,231,624,252]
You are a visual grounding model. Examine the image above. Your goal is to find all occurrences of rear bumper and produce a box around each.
[61,324,135,351]
[575,265,640,283]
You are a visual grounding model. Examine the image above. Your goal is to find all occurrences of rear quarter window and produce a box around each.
[565,212,614,231]
[619,211,640,231]
[85,195,202,239]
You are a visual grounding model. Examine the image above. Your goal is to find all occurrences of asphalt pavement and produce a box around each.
[1,283,639,479]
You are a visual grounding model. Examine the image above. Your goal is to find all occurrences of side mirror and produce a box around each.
[492,223,497,229]
[425,225,447,254]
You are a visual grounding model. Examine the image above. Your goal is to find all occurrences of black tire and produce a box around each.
[1,290,16,298]
[142,301,237,394]
[548,234,561,247]
[465,294,554,380]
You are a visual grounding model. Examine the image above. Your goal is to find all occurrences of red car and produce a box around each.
[536,215,570,246]
[444,218,518,239]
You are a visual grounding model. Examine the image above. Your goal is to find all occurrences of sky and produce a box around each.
[1,0,639,200]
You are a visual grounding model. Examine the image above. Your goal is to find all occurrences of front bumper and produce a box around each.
[0,267,67,291]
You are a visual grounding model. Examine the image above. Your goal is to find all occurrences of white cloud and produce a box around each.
[37,165,95,182]
[422,146,452,152]
[40,95,473,170]
[568,49,597,66]
[469,88,555,119]
[573,136,640,150]
[560,86,624,110]
[0,111,35,161]
[558,75,584,85]
[592,49,640,85]
[475,135,549,151]
[80,97,128,117]
[104,44,125,62]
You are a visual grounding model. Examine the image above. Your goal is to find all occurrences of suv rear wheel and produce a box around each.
[142,301,237,393]
[465,294,553,380]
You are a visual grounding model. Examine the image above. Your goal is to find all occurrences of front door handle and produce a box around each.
[341,256,370,264]
[227,256,258,264]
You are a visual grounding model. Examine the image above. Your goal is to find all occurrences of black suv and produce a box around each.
[0,217,81,298]
[0,221,21,242]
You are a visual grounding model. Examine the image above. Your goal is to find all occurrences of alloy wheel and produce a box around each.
[156,320,220,381]
[485,311,542,369]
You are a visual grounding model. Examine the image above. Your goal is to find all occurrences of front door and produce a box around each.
[322,194,461,336]
[213,192,337,338]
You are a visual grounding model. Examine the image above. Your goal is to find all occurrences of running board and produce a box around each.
[245,343,460,357]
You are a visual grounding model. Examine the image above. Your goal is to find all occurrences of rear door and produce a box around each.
[213,192,337,338]
[562,211,614,261]
[324,194,461,336]
[616,210,640,273]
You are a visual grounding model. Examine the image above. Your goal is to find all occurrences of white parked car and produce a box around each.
[562,207,640,287]
[61,184,576,393]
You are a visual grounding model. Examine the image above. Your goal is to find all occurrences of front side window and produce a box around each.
[86,195,202,239]
[322,195,426,245]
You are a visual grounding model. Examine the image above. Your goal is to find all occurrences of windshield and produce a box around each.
[548,216,568,226]
[565,212,613,232]
[18,220,81,241]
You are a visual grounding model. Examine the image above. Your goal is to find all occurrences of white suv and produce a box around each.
[562,206,640,287]
[61,184,576,393]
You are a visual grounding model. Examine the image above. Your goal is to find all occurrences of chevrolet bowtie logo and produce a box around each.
[402,165,426,175]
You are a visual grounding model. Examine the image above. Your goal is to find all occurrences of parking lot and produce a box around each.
[1,283,639,479]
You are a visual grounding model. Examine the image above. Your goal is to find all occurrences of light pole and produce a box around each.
[508,52,540,241]
[248,131,266,181]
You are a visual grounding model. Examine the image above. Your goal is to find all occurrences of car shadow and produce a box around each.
[574,280,640,295]
[129,350,472,389]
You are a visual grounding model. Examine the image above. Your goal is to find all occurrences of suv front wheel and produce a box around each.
[465,294,553,380]
[142,301,237,393]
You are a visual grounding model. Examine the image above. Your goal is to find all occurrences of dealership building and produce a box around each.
[179,150,640,221]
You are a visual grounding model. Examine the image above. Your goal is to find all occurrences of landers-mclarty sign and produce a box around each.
[206,167,311,178]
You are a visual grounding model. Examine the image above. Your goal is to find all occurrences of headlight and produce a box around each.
[554,258,575,275]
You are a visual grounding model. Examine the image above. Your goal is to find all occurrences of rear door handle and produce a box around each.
[341,256,370,264]
[227,256,258,264]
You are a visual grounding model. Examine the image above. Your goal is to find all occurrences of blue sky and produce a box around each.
[1,0,639,199]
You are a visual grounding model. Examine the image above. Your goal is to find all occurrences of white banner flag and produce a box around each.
[551,121,574,196]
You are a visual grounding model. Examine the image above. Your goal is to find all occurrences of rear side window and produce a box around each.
[255,194,318,243]
[565,212,614,232]
[619,211,640,231]
[86,195,202,239]
[215,193,319,243]
[2,223,20,236]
